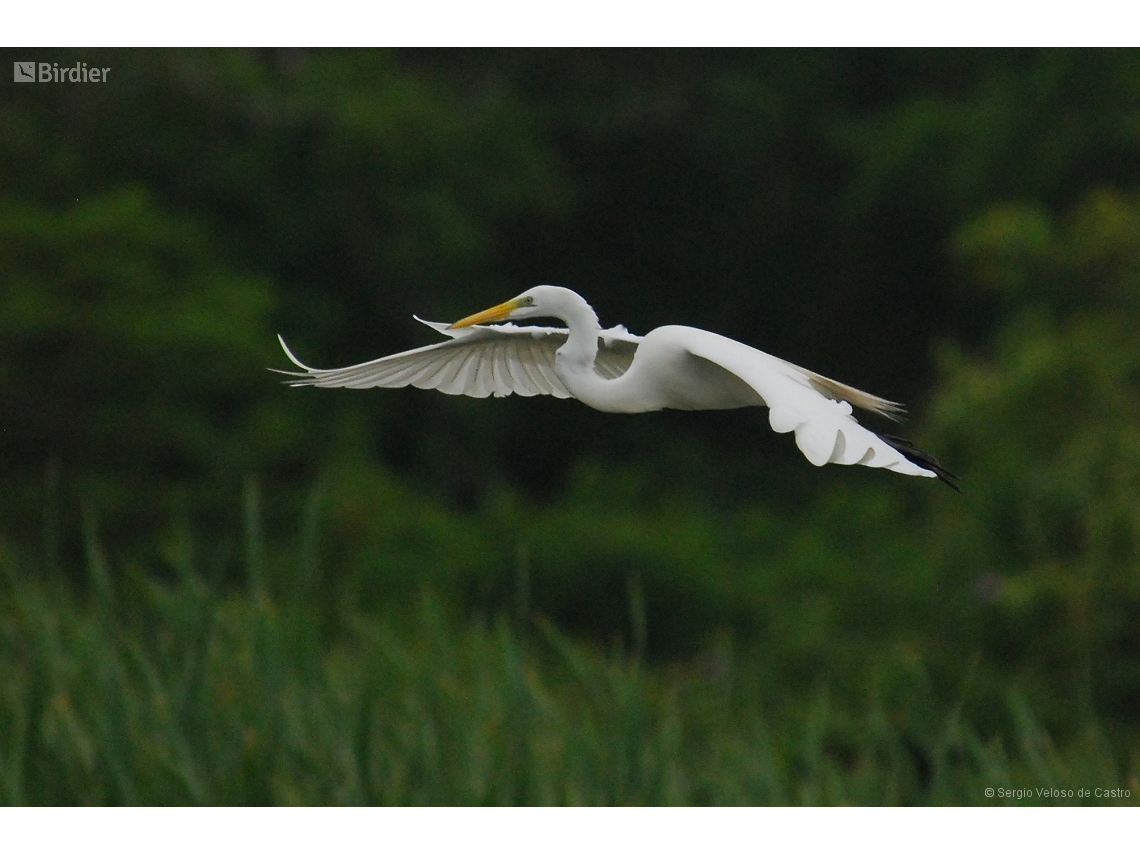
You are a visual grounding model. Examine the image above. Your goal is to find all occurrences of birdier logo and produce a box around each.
[13,61,110,83]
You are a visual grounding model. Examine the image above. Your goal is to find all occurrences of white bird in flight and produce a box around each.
[274,285,957,489]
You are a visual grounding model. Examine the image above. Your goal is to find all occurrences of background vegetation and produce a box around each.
[1,48,1138,804]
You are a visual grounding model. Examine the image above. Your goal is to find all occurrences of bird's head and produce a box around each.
[448,285,569,329]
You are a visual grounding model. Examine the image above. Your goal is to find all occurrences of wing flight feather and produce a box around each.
[679,330,937,479]
[273,320,642,401]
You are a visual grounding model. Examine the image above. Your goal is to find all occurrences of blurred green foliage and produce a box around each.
[0,188,278,502]
[928,188,1140,725]
[1,48,1139,804]
[1,519,1135,805]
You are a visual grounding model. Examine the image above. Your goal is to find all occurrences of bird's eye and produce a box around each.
[525,297,534,305]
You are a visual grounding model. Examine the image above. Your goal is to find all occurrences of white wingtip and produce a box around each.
[277,334,314,371]
[414,315,467,338]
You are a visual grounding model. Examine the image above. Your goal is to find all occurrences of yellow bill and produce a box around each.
[448,297,523,329]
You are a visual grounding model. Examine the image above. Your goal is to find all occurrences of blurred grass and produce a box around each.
[0,486,1135,806]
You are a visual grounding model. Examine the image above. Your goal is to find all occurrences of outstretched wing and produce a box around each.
[678,329,945,482]
[273,319,641,400]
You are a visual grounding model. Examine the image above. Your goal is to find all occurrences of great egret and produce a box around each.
[274,285,957,489]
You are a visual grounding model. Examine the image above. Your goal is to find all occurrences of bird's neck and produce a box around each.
[554,293,601,370]
[551,293,653,413]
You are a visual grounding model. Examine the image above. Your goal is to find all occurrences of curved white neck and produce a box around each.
[552,291,601,369]
[548,290,656,413]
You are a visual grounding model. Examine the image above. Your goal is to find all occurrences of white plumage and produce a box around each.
[276,318,638,399]
[274,286,956,487]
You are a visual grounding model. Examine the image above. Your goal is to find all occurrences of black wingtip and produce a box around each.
[878,433,962,493]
